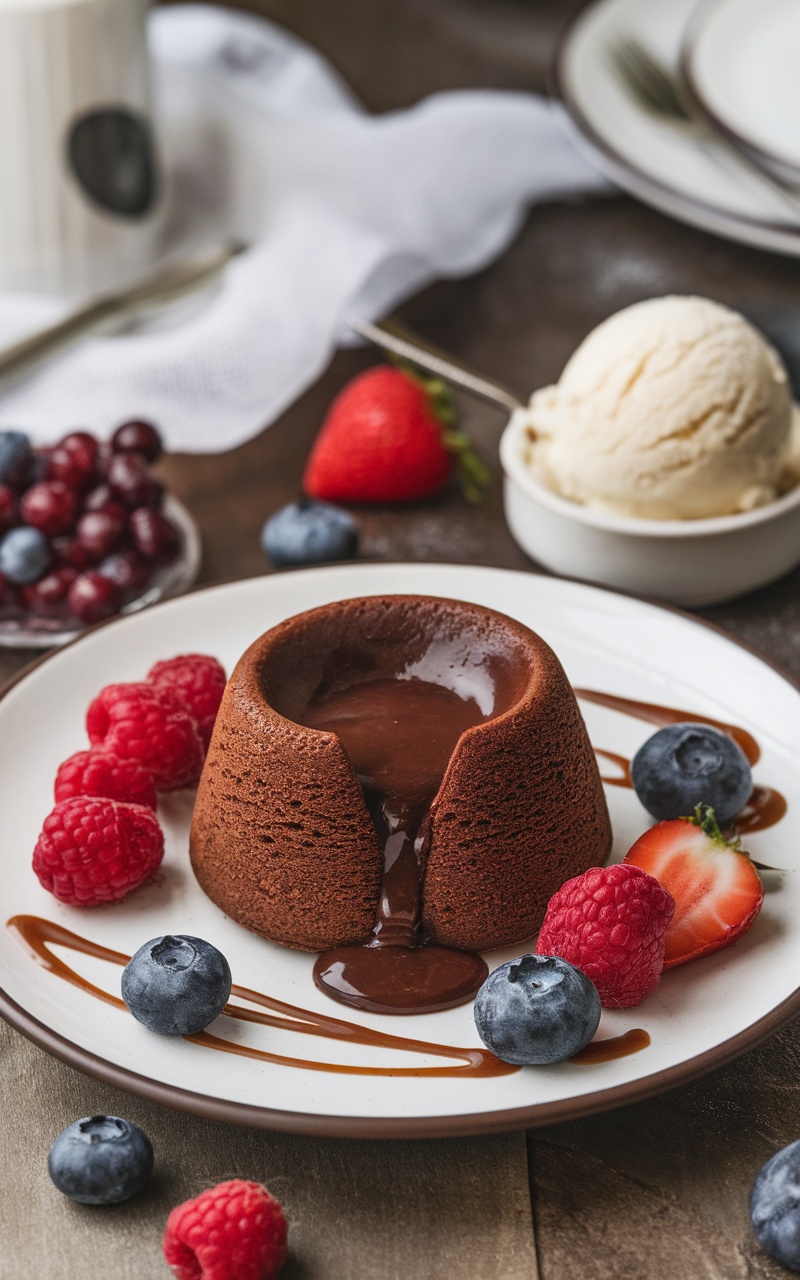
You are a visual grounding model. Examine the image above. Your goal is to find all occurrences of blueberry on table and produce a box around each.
[261,499,358,568]
[631,723,752,826]
[122,934,232,1036]
[473,954,601,1066]
[48,1115,153,1205]
[0,525,52,584]
[751,1140,800,1271]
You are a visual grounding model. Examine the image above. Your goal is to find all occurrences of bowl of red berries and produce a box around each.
[0,420,201,646]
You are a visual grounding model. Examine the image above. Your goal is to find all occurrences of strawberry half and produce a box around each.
[623,804,764,969]
[303,364,489,505]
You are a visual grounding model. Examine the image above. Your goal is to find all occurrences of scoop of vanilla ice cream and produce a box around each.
[524,296,795,519]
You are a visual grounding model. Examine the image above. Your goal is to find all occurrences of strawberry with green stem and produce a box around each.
[303,363,490,505]
[623,803,764,969]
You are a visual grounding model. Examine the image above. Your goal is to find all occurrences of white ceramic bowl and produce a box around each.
[500,408,800,607]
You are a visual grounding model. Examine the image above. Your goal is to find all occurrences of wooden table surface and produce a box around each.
[5,1,800,1276]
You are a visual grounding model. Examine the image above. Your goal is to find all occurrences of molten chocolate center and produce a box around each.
[300,676,491,1014]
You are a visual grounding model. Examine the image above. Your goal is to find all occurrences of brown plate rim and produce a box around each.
[1,564,800,1139]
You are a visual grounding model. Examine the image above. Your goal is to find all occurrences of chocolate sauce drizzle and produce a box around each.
[301,677,490,1015]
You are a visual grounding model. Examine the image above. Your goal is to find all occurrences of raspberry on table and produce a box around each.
[55,748,157,811]
[32,796,164,905]
[148,654,227,749]
[163,1179,287,1280]
[86,681,205,791]
[536,863,675,1009]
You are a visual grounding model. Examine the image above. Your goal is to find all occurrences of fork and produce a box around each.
[608,37,800,222]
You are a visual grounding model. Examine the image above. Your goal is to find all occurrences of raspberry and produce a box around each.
[148,655,227,749]
[536,863,675,1009]
[32,797,163,905]
[55,749,157,811]
[87,682,204,791]
[163,1179,287,1280]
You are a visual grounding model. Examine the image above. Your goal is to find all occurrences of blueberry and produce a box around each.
[48,1115,153,1205]
[0,430,31,486]
[751,1140,800,1270]
[631,723,752,825]
[0,525,52,584]
[261,499,358,569]
[121,934,232,1036]
[473,953,600,1066]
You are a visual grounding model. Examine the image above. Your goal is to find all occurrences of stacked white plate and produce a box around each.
[555,0,800,255]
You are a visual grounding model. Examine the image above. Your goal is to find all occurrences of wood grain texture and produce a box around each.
[0,1019,537,1280]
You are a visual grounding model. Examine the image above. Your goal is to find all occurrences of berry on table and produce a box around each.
[0,525,52,584]
[163,1179,287,1280]
[0,430,31,487]
[624,803,764,969]
[55,748,157,810]
[112,419,163,463]
[48,1115,154,1205]
[122,934,232,1036]
[148,654,227,749]
[86,681,205,790]
[20,479,78,536]
[536,863,675,1008]
[751,1140,800,1271]
[303,365,489,504]
[631,722,752,825]
[32,796,164,905]
[473,954,601,1065]
[67,570,121,624]
[261,499,358,568]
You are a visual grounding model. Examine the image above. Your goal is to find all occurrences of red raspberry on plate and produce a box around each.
[32,796,163,905]
[536,863,675,1009]
[148,654,227,749]
[163,1179,287,1280]
[55,749,157,811]
[87,681,204,791]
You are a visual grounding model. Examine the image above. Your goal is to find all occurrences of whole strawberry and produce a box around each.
[163,1179,287,1280]
[536,863,675,1008]
[624,803,764,969]
[303,365,488,504]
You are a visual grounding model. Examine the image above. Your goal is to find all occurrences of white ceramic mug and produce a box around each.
[0,0,164,298]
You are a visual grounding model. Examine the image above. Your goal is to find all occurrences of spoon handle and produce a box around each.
[350,317,526,414]
[0,242,242,385]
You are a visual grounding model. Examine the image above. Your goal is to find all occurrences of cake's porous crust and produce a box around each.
[190,595,612,953]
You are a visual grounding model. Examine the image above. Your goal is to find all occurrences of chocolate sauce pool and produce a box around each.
[301,677,491,1015]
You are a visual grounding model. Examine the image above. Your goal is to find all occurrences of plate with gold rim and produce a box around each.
[0,562,798,1138]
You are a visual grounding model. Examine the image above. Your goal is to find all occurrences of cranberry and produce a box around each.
[75,505,127,561]
[51,535,93,571]
[0,484,18,534]
[20,567,77,618]
[20,480,77,536]
[83,484,115,512]
[111,420,163,463]
[129,508,180,563]
[48,445,96,492]
[98,549,151,600]
[67,571,121,624]
[59,431,99,473]
[105,452,163,509]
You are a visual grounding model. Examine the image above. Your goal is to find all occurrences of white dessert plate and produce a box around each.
[683,0,800,184]
[554,0,800,256]
[0,563,798,1138]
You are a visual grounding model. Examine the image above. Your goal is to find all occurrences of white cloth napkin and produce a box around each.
[0,5,607,453]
